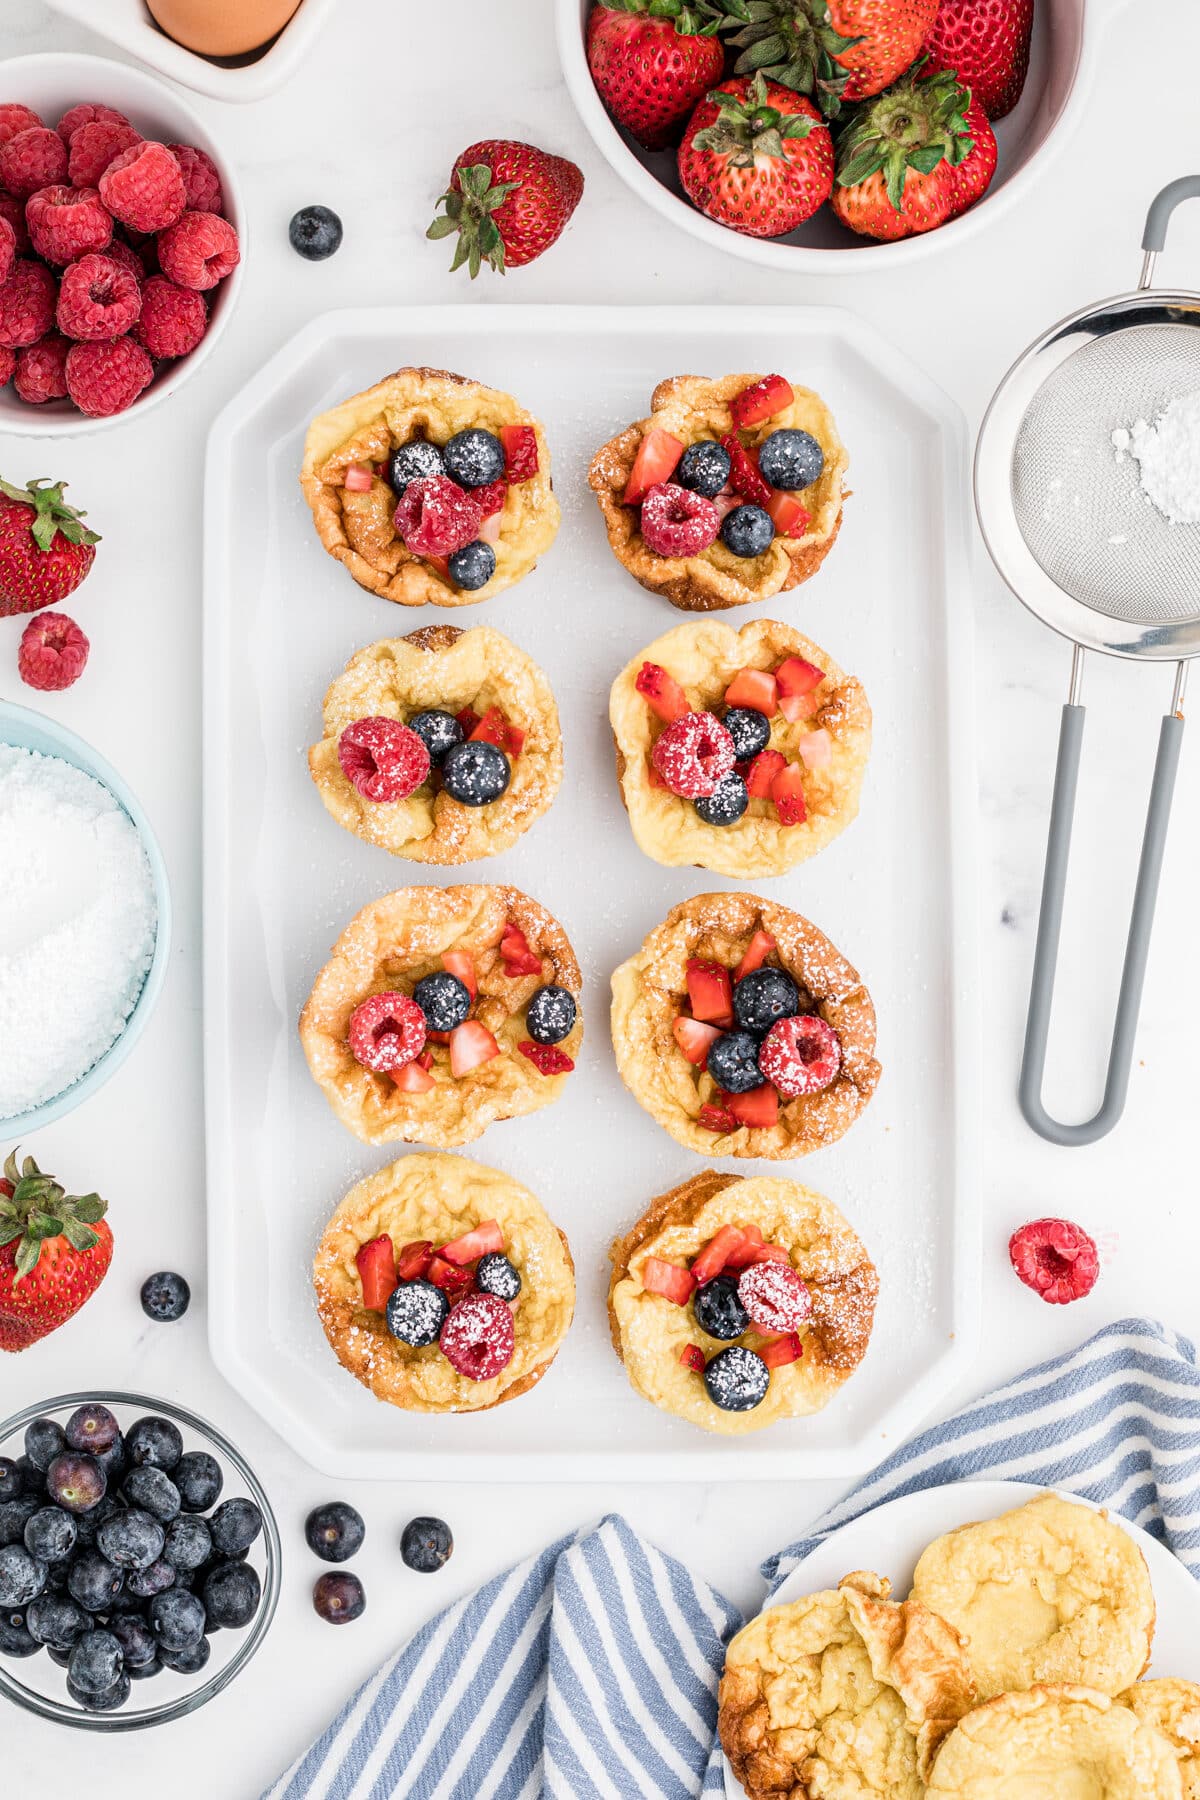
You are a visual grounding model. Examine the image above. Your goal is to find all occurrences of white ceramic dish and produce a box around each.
[0,52,244,436]
[557,0,1128,272]
[202,303,979,1482]
[41,0,337,104]
[722,1477,1200,1798]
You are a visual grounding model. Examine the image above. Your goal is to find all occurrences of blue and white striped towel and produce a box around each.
[263,1318,1200,1800]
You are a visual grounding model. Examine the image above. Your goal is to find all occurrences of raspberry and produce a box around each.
[639,481,720,557]
[0,258,57,348]
[68,119,141,189]
[14,332,70,403]
[99,140,186,233]
[170,144,223,214]
[0,214,13,284]
[651,710,736,798]
[394,475,484,557]
[157,209,239,290]
[26,185,113,264]
[57,253,141,341]
[737,1262,812,1333]
[0,193,28,254]
[134,274,206,358]
[758,1014,842,1098]
[1009,1218,1100,1306]
[346,991,426,1073]
[0,105,42,146]
[18,611,90,691]
[518,1040,575,1076]
[56,103,129,146]
[337,716,431,802]
[65,335,154,417]
[438,1292,515,1382]
[103,236,146,287]
[0,345,13,387]
[0,126,68,198]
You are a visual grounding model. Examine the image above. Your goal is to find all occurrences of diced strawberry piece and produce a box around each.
[479,510,502,546]
[624,428,684,506]
[735,931,778,981]
[753,1243,793,1265]
[474,478,507,517]
[721,434,773,507]
[672,1016,721,1066]
[343,463,373,492]
[758,1331,803,1369]
[765,491,810,537]
[417,1049,435,1070]
[426,1029,451,1047]
[721,1225,765,1271]
[680,1344,706,1373]
[449,1020,500,1076]
[686,959,734,1028]
[730,374,794,428]
[771,764,808,826]
[712,490,741,523]
[441,1219,505,1266]
[426,554,452,583]
[641,1256,696,1305]
[728,1084,779,1129]
[724,668,779,716]
[776,656,824,699]
[636,661,691,724]
[500,923,542,977]
[442,950,477,1000]
[471,706,525,759]
[746,749,787,798]
[355,1235,396,1311]
[500,423,539,483]
[392,1061,436,1093]
[690,1223,749,1286]
[396,1240,434,1281]
[455,706,481,736]
[779,692,821,724]
[518,1040,575,1075]
[698,1101,738,1134]
[427,1253,473,1293]
[797,727,832,769]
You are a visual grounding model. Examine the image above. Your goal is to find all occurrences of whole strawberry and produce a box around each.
[678,73,833,237]
[586,0,726,150]
[0,476,100,617]
[831,67,995,239]
[0,1150,112,1352]
[920,0,1034,118]
[428,141,584,277]
[721,0,940,115]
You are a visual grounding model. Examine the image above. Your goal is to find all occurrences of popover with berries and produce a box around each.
[301,366,559,606]
[588,372,846,611]
[611,617,870,877]
[308,625,562,865]
[299,885,582,1148]
[314,1152,575,1413]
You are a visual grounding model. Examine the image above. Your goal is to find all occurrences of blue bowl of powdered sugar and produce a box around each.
[0,702,171,1136]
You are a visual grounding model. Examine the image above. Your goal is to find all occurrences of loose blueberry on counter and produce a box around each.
[413,970,472,1034]
[441,739,510,807]
[401,1516,453,1574]
[675,440,732,498]
[289,204,343,260]
[409,708,464,765]
[703,1345,770,1412]
[67,1629,122,1697]
[159,1637,210,1674]
[695,771,749,827]
[442,428,504,490]
[203,1559,260,1629]
[525,984,576,1045]
[0,1496,38,1546]
[723,706,772,761]
[67,1551,124,1614]
[388,439,445,494]
[475,1253,521,1302]
[64,1404,119,1456]
[305,1501,366,1565]
[45,1454,106,1515]
[757,428,823,491]
[24,1418,65,1472]
[209,1497,263,1558]
[24,1507,77,1564]
[0,1459,20,1504]
[706,1030,765,1094]
[149,1586,206,1652]
[126,1416,183,1473]
[174,1451,223,1514]
[313,1571,365,1624]
[0,1606,38,1656]
[721,505,774,559]
[693,1274,752,1341]
[25,1593,90,1650]
[447,539,496,591]
[162,1515,212,1574]
[140,1271,191,1323]
[127,1559,177,1599]
[98,1510,165,1573]
[386,1278,449,1348]
[733,967,800,1035]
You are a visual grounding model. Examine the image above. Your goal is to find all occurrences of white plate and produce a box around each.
[202,304,980,1481]
[723,1477,1200,1799]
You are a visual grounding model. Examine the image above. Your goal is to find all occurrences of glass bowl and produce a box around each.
[0,1391,280,1730]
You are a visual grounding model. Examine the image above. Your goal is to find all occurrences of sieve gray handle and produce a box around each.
[1020,703,1185,1145]
[1142,176,1200,253]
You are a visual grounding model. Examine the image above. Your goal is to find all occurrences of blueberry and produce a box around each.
[69,1669,130,1712]
[162,1515,211,1574]
[525,984,576,1046]
[413,971,471,1034]
[202,1560,260,1629]
[692,1274,752,1340]
[721,504,774,558]
[126,1416,183,1472]
[288,204,343,261]
[441,739,509,807]
[93,1437,127,1486]
[24,1417,65,1472]
[442,428,504,490]
[46,1453,106,1515]
[72,1492,122,1549]
[140,1270,190,1322]
[0,1458,24,1503]
[705,1030,764,1094]
[694,771,749,827]
[68,1551,124,1613]
[305,1502,365,1565]
[723,706,772,761]
[408,708,464,766]
[159,1637,210,1674]
[386,1278,449,1348]
[24,1507,76,1564]
[127,1559,177,1599]
[0,1607,38,1656]
[67,1628,122,1696]
[110,1613,158,1669]
[757,428,824,491]
[703,1345,770,1412]
[173,1452,223,1514]
[128,1656,162,1680]
[97,1509,165,1573]
[26,1593,91,1650]
[313,1571,365,1624]
[123,1466,181,1524]
[149,1587,206,1652]
[733,967,800,1034]
[0,1544,46,1606]
[209,1498,263,1558]
[16,1455,45,1495]
[475,1253,520,1302]
[400,1517,453,1573]
[0,1496,39,1547]
[48,1645,72,1667]
[675,439,731,499]
[447,539,496,591]
[64,1403,119,1455]
[388,439,444,494]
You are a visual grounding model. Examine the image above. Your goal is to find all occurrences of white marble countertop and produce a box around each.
[5,0,1200,1790]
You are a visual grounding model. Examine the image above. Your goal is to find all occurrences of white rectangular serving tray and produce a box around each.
[203,305,980,1482]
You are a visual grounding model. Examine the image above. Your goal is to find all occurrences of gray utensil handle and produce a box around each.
[1142,176,1200,252]
[1019,704,1185,1145]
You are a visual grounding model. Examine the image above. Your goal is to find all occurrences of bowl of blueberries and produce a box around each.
[0,1391,280,1728]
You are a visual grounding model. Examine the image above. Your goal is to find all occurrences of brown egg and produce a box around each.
[147,0,302,58]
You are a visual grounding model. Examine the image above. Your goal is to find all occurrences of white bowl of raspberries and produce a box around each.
[0,53,244,431]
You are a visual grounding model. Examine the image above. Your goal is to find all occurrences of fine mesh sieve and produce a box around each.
[974,177,1200,1147]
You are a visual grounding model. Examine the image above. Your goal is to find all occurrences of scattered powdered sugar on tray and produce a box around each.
[1112,389,1200,523]
[0,744,157,1118]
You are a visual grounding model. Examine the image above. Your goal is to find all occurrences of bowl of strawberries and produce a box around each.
[558,0,1111,268]
[0,52,244,431]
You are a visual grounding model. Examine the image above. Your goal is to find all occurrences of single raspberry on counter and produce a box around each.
[99,140,186,234]
[337,716,431,802]
[0,257,57,348]
[737,1261,812,1334]
[438,1291,515,1382]
[65,335,154,416]
[758,1013,841,1098]
[156,209,239,290]
[0,214,13,285]
[394,474,484,558]
[103,235,146,287]
[1009,1218,1099,1306]
[0,125,68,197]
[0,345,14,387]
[170,143,223,214]
[346,991,427,1074]
[0,192,29,253]
[18,611,90,691]
[26,184,113,264]
[14,332,70,403]
[651,709,737,799]
[0,104,43,146]
[68,119,141,189]
[135,274,206,358]
[639,481,721,557]
[56,103,129,146]
[57,252,141,341]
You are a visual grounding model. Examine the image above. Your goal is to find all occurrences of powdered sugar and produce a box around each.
[0,744,157,1118]
[1112,389,1200,524]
